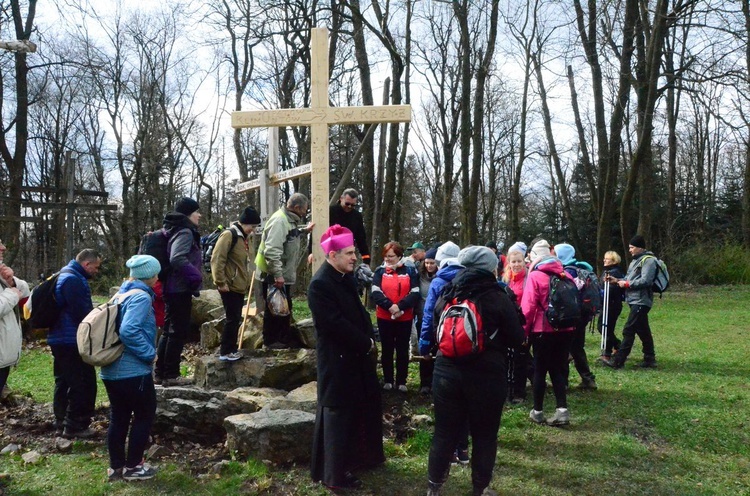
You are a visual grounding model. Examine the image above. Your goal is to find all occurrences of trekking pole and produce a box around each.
[600,279,609,353]
[237,271,256,350]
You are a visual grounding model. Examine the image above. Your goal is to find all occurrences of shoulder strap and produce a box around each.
[110,288,148,304]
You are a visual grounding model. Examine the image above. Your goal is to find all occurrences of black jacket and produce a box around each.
[435,267,525,366]
[329,203,370,260]
[307,262,379,407]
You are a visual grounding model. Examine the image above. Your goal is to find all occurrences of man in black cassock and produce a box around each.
[308,224,384,491]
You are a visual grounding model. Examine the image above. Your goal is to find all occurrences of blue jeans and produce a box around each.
[428,355,506,491]
[103,374,156,469]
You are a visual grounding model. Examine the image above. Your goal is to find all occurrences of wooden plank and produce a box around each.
[236,178,261,193]
[272,164,311,183]
[20,186,108,198]
[232,105,411,129]
[0,216,39,223]
[13,200,118,210]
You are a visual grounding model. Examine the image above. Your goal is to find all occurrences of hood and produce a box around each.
[451,267,497,298]
[533,257,565,276]
[435,262,463,283]
[163,212,198,233]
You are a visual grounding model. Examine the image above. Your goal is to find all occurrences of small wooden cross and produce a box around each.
[232,27,411,273]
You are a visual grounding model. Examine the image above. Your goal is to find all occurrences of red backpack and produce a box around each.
[435,288,497,359]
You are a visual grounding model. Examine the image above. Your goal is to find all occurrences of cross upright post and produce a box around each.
[232,27,411,273]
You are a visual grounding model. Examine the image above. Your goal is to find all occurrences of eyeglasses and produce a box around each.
[344,202,357,207]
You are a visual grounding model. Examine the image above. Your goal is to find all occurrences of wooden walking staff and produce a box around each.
[232,27,411,274]
[237,271,257,350]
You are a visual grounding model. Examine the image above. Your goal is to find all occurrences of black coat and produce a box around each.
[307,262,379,407]
[329,203,370,259]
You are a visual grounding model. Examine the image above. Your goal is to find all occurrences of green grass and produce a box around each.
[2,285,750,495]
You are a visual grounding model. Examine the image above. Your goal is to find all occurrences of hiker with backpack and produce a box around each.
[521,239,576,427]
[210,206,261,362]
[424,246,524,496]
[554,243,599,390]
[155,197,203,387]
[371,241,420,393]
[598,251,625,362]
[102,255,162,482]
[603,235,659,369]
[502,242,531,404]
[0,238,30,399]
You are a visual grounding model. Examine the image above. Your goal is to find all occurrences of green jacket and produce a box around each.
[211,223,253,294]
[255,207,308,284]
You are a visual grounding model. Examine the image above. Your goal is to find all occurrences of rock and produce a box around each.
[224,409,315,465]
[21,451,42,464]
[267,382,318,413]
[146,444,171,459]
[192,290,224,329]
[201,318,224,350]
[411,414,433,428]
[238,313,264,350]
[211,460,232,474]
[291,318,316,349]
[224,387,288,413]
[54,438,73,452]
[194,348,317,391]
[1,444,19,455]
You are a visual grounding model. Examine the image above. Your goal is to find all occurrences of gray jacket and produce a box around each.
[624,251,657,308]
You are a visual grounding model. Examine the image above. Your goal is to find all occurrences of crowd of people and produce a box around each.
[0,189,664,493]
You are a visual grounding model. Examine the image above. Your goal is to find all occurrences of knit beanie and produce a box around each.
[126,255,161,280]
[424,247,438,260]
[554,243,576,265]
[458,246,498,273]
[508,241,527,255]
[321,224,354,254]
[175,197,200,217]
[436,241,460,263]
[629,235,646,249]
[529,239,551,261]
[240,206,261,225]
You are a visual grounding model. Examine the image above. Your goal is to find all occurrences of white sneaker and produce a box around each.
[383,383,393,391]
[529,409,546,424]
[219,352,243,362]
[397,385,407,393]
[547,408,570,426]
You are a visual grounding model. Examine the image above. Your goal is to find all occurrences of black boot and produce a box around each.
[637,356,657,368]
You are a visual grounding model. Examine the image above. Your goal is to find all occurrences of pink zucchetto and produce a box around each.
[320,224,354,254]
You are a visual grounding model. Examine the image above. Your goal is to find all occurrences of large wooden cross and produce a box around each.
[232,27,411,273]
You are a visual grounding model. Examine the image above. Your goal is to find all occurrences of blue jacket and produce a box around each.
[48,260,94,346]
[418,262,463,356]
[100,280,157,381]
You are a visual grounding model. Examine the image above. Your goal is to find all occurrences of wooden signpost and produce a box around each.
[232,27,411,273]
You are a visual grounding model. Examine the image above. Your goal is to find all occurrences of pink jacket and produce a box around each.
[507,270,526,302]
[520,258,575,338]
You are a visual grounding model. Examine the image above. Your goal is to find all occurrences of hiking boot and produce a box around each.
[219,351,243,362]
[529,409,546,424]
[383,383,393,391]
[419,386,431,396]
[637,359,657,368]
[578,377,598,390]
[107,467,123,482]
[397,384,408,393]
[602,358,624,369]
[598,354,611,363]
[427,480,442,495]
[62,427,97,439]
[509,397,525,405]
[123,463,157,481]
[264,342,288,350]
[547,408,570,427]
[455,449,469,465]
[473,487,498,496]
[162,376,193,387]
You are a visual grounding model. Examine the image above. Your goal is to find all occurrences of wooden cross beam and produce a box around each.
[232,27,411,273]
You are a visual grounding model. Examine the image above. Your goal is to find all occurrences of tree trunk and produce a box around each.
[454,0,473,246]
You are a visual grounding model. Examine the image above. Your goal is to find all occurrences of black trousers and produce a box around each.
[156,291,192,379]
[428,356,506,492]
[616,304,654,364]
[103,374,156,469]
[567,321,595,383]
[531,332,572,411]
[0,366,10,395]
[377,318,411,386]
[50,344,97,431]
[261,278,293,346]
[507,345,531,399]
[219,290,244,355]
[598,300,623,356]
